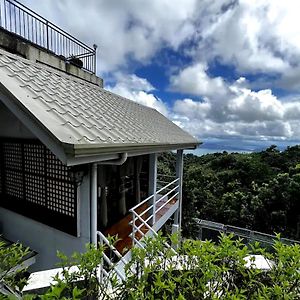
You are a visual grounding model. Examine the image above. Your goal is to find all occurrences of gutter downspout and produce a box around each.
[99,153,128,165]
[90,153,128,245]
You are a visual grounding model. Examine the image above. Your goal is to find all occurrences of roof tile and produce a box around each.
[0,50,199,149]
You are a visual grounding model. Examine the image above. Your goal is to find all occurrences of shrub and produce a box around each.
[123,234,300,299]
[0,239,30,298]
[2,234,300,299]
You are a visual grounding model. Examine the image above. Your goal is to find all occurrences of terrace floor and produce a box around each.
[104,197,178,253]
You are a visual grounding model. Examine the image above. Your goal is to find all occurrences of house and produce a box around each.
[0,0,199,274]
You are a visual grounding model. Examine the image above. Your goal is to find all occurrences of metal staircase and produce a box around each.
[96,175,180,283]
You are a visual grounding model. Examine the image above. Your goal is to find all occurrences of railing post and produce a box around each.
[131,211,136,247]
[149,153,157,225]
[174,150,183,230]
[93,44,97,74]
[98,232,103,283]
[46,20,49,50]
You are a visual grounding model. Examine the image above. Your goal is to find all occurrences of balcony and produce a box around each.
[101,175,179,253]
[0,0,96,73]
[96,173,181,282]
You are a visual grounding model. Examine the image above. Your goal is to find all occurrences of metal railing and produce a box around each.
[97,231,129,282]
[95,177,180,282]
[0,0,96,73]
[195,219,299,248]
[129,176,179,247]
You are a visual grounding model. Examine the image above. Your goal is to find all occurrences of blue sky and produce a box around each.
[24,0,300,153]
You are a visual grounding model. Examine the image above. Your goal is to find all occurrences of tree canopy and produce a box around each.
[158,145,300,240]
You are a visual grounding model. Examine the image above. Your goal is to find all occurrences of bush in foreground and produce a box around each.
[2,234,300,299]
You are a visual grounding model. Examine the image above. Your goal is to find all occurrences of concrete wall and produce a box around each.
[0,172,91,271]
[0,28,103,88]
[0,101,35,138]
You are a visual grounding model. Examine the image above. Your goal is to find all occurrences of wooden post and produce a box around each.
[148,153,157,225]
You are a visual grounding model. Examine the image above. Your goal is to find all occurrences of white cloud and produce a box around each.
[106,73,168,116]
[172,65,300,140]
[113,73,155,92]
[22,0,300,145]
[173,98,210,120]
[227,89,284,122]
[170,63,227,97]
[24,0,300,81]
[193,0,299,74]
[24,0,198,73]
[24,0,300,86]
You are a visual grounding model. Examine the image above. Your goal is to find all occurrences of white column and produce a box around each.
[91,163,98,245]
[174,150,183,230]
[148,153,157,225]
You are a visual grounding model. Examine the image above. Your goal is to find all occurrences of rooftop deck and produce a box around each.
[0,0,96,73]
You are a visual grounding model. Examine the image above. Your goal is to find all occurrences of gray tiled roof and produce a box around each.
[0,50,199,154]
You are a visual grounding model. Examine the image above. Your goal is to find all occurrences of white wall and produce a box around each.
[0,173,91,271]
[0,102,92,271]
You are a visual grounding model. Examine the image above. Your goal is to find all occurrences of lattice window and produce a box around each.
[0,139,77,235]
[24,143,46,205]
[46,150,76,217]
[3,142,23,199]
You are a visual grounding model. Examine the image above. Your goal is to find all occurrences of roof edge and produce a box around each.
[65,142,201,165]
[0,85,68,164]
[70,141,201,157]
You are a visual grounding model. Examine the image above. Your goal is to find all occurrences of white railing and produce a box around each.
[97,231,129,282]
[95,176,180,283]
[129,176,179,247]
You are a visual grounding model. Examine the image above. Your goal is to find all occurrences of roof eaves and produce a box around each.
[64,141,201,165]
[0,83,69,164]
[69,141,201,157]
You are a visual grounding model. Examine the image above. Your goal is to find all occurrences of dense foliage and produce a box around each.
[4,235,300,299]
[0,240,30,298]
[124,234,300,299]
[158,145,300,240]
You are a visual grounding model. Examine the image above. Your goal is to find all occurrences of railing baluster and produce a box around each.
[98,233,103,283]
[0,1,2,28]
[18,6,20,35]
[153,191,156,224]
[13,3,16,33]
[26,13,29,39]
[22,10,25,37]
[132,211,136,247]
[50,26,52,51]
[45,21,49,50]
[129,177,179,252]
[4,0,7,29]
[9,1,11,31]
[31,14,33,41]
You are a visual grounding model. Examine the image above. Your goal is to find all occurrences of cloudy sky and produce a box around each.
[23,0,300,154]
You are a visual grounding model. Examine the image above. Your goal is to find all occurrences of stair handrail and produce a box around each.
[96,231,130,282]
[130,209,177,254]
